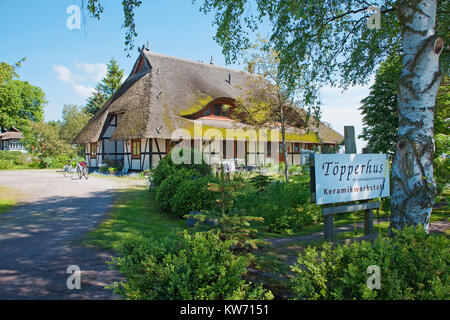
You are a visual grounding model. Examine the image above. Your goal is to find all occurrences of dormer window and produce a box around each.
[213,104,222,116]
[183,98,235,120]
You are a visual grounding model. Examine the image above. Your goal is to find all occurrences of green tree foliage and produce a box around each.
[234,39,309,182]
[290,226,449,300]
[0,61,46,129]
[435,76,450,156]
[108,231,273,300]
[85,58,124,116]
[194,0,448,231]
[85,85,107,115]
[360,57,449,156]
[86,0,143,56]
[100,58,124,97]
[359,54,402,155]
[60,105,91,144]
[22,121,76,166]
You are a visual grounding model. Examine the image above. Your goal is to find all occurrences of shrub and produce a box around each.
[233,176,321,234]
[151,147,211,187]
[155,168,197,213]
[435,157,449,194]
[0,159,13,170]
[170,176,217,217]
[108,231,274,300]
[0,151,22,162]
[290,226,449,300]
[99,165,110,174]
[15,153,32,166]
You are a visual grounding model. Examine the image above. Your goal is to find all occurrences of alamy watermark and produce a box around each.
[366,265,381,290]
[66,265,81,290]
[367,6,381,30]
[66,5,81,30]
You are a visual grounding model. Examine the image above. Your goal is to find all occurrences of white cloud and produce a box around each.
[75,62,107,82]
[53,65,78,83]
[72,83,95,99]
[54,61,107,99]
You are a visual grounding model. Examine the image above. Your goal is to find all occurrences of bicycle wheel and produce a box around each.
[77,166,83,179]
[63,165,73,177]
[83,166,89,180]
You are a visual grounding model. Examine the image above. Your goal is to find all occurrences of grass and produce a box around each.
[0,186,22,214]
[82,185,186,251]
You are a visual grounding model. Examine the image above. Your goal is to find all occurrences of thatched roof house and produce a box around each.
[74,48,343,171]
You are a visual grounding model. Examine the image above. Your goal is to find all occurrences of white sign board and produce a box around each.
[314,154,390,205]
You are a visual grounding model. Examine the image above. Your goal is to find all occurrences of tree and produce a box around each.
[85,0,142,56]
[360,56,449,157]
[100,58,124,97]
[84,58,123,116]
[434,76,449,157]
[0,61,46,130]
[22,121,76,160]
[192,0,448,233]
[85,85,107,115]
[234,39,307,182]
[359,54,402,155]
[59,104,91,155]
[85,1,448,231]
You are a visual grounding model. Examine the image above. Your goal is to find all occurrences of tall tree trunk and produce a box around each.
[390,0,443,233]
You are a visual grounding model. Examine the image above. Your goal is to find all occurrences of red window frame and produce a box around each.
[90,142,97,156]
[131,139,141,159]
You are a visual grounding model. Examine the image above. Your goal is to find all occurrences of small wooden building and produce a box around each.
[73,49,343,171]
[0,127,27,153]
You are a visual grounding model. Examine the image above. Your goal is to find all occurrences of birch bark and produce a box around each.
[390,0,443,232]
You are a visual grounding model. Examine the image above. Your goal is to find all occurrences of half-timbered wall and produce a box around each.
[87,133,322,172]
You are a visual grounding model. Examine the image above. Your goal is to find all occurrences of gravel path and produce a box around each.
[0,170,140,300]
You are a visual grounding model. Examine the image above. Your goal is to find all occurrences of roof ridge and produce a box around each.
[143,50,249,75]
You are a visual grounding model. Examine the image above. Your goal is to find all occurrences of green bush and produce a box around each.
[233,175,321,234]
[0,159,13,169]
[155,168,197,213]
[0,151,22,162]
[108,231,274,300]
[151,147,211,187]
[171,176,217,217]
[435,157,449,194]
[99,165,110,174]
[290,226,449,300]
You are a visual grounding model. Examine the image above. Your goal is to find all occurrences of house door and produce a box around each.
[279,142,285,163]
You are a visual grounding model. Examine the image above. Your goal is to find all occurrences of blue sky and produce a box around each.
[0,0,371,151]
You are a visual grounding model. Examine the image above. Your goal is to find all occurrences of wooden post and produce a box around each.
[362,146,374,236]
[344,126,357,154]
[324,214,334,242]
[364,210,374,235]
[309,153,316,203]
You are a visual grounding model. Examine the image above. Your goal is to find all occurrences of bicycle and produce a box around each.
[63,160,89,180]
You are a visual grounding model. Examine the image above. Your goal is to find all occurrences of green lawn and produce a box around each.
[0,186,22,214]
[82,185,186,251]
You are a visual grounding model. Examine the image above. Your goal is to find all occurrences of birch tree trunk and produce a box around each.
[390,0,443,232]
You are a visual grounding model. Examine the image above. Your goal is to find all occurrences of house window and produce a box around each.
[213,104,222,116]
[91,142,97,156]
[132,139,141,158]
[294,143,300,153]
[222,140,227,159]
[267,141,272,157]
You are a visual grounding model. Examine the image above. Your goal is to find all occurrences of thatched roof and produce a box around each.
[0,127,23,141]
[73,50,343,145]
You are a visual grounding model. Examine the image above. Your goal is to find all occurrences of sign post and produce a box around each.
[311,126,390,242]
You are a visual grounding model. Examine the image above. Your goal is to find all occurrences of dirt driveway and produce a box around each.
[0,170,141,300]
